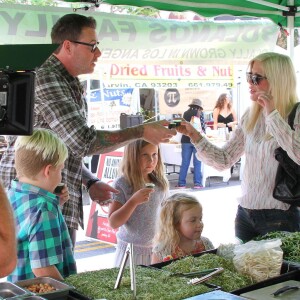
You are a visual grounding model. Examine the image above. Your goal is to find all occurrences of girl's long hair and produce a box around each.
[245,52,298,133]
[120,140,169,193]
[214,93,231,110]
[153,193,202,254]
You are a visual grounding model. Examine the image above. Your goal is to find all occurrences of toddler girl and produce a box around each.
[152,193,214,263]
[108,140,169,266]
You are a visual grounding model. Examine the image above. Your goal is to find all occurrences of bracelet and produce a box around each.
[191,132,203,144]
[86,178,100,192]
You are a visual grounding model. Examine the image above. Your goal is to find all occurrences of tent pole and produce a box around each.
[287,0,295,61]
[287,16,294,61]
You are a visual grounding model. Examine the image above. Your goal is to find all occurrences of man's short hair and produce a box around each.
[15,128,68,179]
[51,13,97,44]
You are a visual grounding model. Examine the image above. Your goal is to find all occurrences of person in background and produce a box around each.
[151,193,214,264]
[213,93,237,131]
[176,99,206,189]
[0,13,176,248]
[7,129,76,282]
[176,52,300,243]
[0,183,17,278]
[108,140,169,266]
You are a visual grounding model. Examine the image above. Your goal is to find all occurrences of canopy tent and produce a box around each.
[101,0,299,26]
[98,0,300,57]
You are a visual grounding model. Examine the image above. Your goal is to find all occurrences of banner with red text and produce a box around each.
[99,63,234,89]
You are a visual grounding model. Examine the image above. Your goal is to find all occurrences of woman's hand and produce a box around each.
[256,91,275,115]
[176,121,202,143]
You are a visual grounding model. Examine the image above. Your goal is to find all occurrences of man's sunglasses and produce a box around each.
[70,41,99,53]
[246,72,267,85]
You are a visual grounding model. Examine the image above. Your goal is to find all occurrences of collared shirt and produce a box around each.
[7,180,77,282]
[0,55,97,229]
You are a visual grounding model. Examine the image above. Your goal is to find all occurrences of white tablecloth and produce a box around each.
[159,142,231,187]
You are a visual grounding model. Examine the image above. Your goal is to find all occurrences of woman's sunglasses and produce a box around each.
[246,72,267,85]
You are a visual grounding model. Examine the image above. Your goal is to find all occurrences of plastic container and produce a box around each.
[145,183,155,189]
[149,248,300,299]
[232,269,300,296]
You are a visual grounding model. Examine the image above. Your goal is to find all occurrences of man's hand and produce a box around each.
[143,120,176,144]
[88,181,119,205]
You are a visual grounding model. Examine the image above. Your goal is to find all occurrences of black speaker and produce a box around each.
[120,113,144,129]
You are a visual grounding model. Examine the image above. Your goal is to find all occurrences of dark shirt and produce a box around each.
[217,113,234,131]
[181,108,206,144]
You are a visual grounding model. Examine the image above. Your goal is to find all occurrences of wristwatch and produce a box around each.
[86,178,100,192]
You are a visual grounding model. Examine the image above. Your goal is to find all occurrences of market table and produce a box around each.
[159,140,231,187]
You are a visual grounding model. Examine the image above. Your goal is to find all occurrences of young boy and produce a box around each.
[7,128,77,282]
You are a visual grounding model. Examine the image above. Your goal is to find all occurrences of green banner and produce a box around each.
[0,4,278,64]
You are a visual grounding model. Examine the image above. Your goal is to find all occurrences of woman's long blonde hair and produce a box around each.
[120,140,169,193]
[246,52,298,133]
[153,193,202,254]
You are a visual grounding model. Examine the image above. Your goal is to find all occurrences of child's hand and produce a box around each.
[131,187,154,205]
[55,184,69,206]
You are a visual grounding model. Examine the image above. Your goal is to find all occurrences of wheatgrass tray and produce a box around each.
[65,265,212,300]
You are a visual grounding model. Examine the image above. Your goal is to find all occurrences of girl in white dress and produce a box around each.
[108,140,169,266]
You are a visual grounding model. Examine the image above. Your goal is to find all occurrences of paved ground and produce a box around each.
[76,170,242,273]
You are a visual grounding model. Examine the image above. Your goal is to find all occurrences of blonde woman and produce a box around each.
[151,193,214,264]
[108,140,169,266]
[213,93,237,131]
[176,52,300,243]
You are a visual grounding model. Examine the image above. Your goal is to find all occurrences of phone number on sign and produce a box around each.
[134,82,234,88]
[188,82,233,88]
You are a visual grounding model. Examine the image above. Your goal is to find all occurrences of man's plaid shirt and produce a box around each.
[0,55,97,230]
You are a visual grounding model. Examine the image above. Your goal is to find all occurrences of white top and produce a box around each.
[193,107,300,210]
[112,176,168,253]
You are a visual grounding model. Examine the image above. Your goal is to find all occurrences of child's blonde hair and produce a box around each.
[121,139,169,193]
[15,128,68,179]
[153,193,202,254]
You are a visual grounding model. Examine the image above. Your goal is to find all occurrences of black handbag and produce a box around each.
[273,102,300,205]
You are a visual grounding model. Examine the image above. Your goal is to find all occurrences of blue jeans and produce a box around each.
[235,205,300,243]
[178,143,202,186]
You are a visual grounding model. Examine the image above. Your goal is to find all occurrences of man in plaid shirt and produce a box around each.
[0,14,176,247]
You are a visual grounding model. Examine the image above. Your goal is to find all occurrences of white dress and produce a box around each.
[112,176,168,267]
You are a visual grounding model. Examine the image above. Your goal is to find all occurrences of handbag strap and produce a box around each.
[288,102,300,129]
